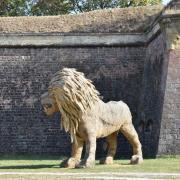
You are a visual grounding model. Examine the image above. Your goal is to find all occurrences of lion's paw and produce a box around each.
[60,158,79,168]
[60,159,68,168]
[130,155,143,165]
[99,157,113,165]
[76,160,95,168]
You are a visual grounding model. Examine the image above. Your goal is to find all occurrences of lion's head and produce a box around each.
[41,92,59,116]
[41,68,100,142]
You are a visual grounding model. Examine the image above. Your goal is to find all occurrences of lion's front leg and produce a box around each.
[60,137,84,168]
[77,135,96,168]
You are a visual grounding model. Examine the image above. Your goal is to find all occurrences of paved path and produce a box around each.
[0,172,180,179]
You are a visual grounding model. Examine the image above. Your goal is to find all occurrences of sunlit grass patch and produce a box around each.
[0,155,179,173]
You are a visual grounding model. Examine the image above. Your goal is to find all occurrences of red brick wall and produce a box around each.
[158,50,180,155]
[138,33,167,157]
[0,46,145,157]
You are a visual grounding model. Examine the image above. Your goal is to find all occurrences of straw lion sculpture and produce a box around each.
[41,68,143,168]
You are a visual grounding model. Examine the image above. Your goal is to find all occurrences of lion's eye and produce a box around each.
[45,104,52,108]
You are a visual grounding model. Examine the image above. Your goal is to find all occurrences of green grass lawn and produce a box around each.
[0,155,179,173]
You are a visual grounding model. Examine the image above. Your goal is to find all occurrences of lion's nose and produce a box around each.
[42,110,47,116]
[40,107,47,115]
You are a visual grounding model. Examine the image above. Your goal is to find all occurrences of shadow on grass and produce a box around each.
[0,155,64,161]
[0,155,135,170]
[95,162,131,166]
[0,162,131,170]
[0,164,60,169]
[120,163,131,165]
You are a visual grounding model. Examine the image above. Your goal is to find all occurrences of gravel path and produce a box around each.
[0,172,180,179]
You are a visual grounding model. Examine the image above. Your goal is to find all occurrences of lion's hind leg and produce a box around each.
[100,132,117,165]
[121,123,143,165]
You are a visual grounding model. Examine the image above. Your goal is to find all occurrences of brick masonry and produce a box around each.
[0,47,146,158]
[157,15,180,156]
[158,49,180,155]
[138,33,168,157]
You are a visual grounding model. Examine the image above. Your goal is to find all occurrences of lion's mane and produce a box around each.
[48,68,100,142]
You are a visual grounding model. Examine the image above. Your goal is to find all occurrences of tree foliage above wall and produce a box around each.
[70,0,162,13]
[31,0,72,15]
[0,0,162,16]
[0,0,28,16]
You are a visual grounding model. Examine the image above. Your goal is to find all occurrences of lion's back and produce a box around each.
[99,100,132,125]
